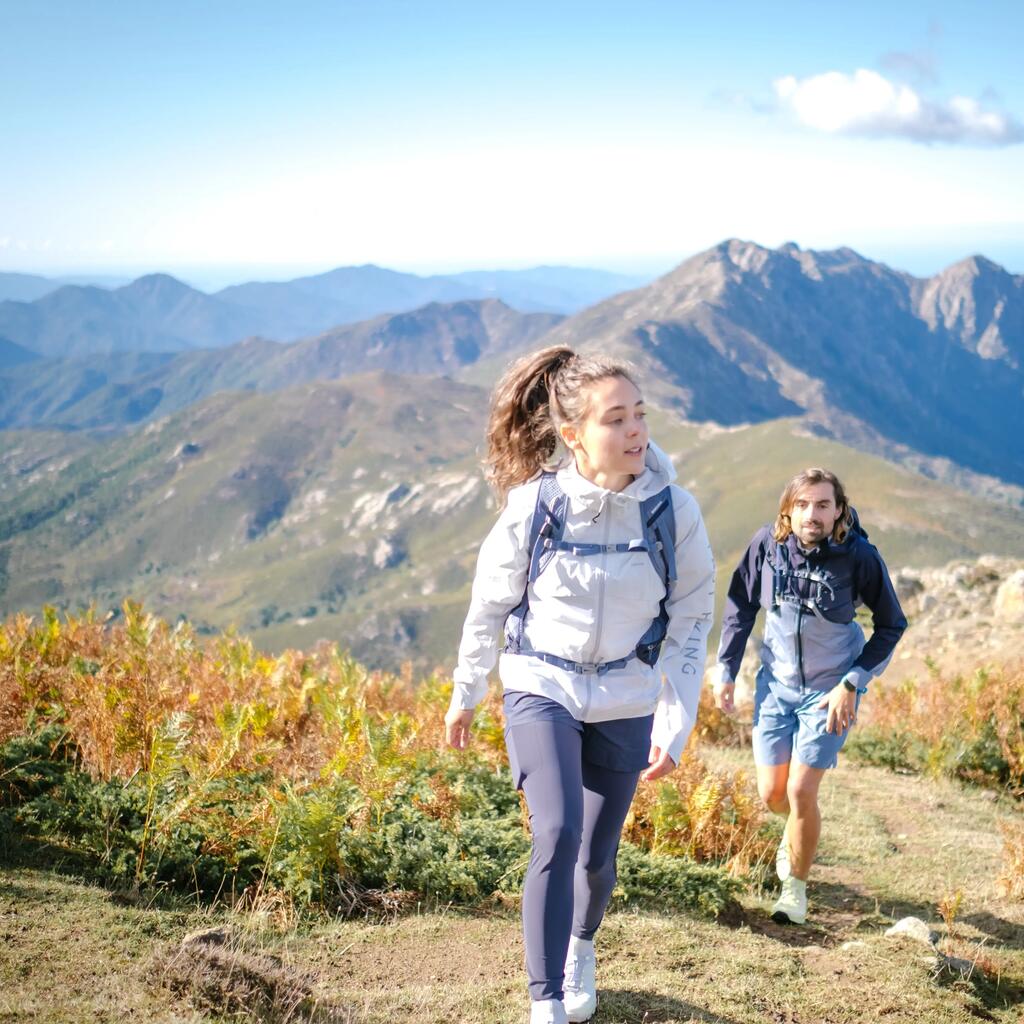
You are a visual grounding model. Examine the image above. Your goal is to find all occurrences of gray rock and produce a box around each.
[885,916,938,946]
[994,570,1024,622]
[931,954,975,978]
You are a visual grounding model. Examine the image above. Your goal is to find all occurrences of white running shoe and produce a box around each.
[530,999,568,1024]
[775,831,791,881]
[563,936,597,1023]
[771,876,807,925]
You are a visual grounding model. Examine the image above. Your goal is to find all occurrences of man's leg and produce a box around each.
[755,762,790,816]
[752,666,796,816]
[785,761,826,880]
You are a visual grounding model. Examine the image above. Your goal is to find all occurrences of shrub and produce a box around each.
[847,663,1024,796]
[0,602,768,917]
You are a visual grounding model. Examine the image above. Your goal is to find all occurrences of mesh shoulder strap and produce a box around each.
[504,473,567,653]
[634,486,676,667]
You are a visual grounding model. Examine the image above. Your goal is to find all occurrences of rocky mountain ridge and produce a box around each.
[0,299,557,430]
[540,239,1024,486]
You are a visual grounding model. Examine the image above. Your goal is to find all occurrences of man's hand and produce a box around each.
[713,679,736,715]
[444,708,474,749]
[640,744,676,782]
[816,684,857,735]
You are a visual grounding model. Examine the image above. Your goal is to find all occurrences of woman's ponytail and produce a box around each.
[485,345,638,505]
[485,346,575,504]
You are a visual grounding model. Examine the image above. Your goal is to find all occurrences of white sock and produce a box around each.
[568,935,594,959]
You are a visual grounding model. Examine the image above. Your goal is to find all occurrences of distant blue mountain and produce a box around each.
[0,335,41,370]
[0,263,647,359]
[0,272,58,304]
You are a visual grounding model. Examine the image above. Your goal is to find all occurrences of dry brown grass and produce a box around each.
[624,750,775,874]
[0,602,771,900]
[854,661,1024,899]
[997,821,1024,901]
[857,661,1024,794]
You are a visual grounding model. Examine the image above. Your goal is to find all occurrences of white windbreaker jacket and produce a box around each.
[450,441,715,765]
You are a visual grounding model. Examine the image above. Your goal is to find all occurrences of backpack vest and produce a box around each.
[766,507,868,621]
[503,472,677,675]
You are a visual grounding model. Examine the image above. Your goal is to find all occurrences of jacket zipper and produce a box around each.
[584,499,612,717]
[796,604,806,689]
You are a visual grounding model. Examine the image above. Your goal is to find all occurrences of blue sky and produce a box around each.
[2,1,1022,284]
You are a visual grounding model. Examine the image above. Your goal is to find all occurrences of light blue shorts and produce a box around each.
[751,667,860,770]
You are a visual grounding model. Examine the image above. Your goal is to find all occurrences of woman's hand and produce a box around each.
[640,744,676,782]
[444,707,475,749]
[713,679,736,715]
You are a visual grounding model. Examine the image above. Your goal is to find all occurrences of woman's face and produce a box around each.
[560,375,648,492]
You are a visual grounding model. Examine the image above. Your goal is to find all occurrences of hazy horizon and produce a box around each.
[3,1,1021,286]
[4,234,1022,296]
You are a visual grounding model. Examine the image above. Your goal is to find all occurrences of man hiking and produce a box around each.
[713,468,906,924]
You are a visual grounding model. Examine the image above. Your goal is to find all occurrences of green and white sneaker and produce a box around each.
[775,832,791,881]
[771,876,807,925]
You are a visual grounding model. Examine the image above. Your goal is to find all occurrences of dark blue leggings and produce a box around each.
[505,703,648,1002]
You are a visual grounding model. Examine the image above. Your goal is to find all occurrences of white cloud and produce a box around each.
[773,69,1023,146]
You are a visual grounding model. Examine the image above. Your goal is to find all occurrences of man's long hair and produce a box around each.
[773,468,852,544]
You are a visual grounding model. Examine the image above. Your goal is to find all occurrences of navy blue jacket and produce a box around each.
[716,515,907,692]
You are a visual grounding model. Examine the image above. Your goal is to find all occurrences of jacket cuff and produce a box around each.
[711,663,734,687]
[448,676,488,712]
[842,666,871,693]
[651,704,689,768]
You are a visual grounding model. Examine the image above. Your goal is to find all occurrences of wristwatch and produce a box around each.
[842,679,857,693]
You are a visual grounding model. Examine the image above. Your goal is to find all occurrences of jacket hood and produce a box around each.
[555,440,677,515]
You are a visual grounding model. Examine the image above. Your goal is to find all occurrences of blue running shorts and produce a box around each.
[751,666,861,770]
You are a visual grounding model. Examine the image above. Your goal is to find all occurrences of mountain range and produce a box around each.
[0,299,559,429]
[536,240,1024,487]
[2,240,1021,489]
[0,263,644,358]
[1,238,1022,669]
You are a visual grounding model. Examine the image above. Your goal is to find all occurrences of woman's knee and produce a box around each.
[532,818,583,859]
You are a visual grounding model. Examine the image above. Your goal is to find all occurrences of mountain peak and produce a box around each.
[121,272,194,294]
[938,254,1008,280]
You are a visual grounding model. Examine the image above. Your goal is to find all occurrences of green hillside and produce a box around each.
[1,388,1022,672]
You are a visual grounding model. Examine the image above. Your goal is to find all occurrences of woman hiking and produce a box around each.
[444,346,715,1024]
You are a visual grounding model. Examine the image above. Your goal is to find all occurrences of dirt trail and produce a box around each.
[2,757,1022,1023]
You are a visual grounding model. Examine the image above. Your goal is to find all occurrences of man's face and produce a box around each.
[788,482,842,547]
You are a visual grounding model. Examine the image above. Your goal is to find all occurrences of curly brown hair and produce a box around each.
[485,346,638,504]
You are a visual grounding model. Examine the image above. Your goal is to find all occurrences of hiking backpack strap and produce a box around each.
[634,486,676,667]
[503,473,567,655]
[504,477,676,673]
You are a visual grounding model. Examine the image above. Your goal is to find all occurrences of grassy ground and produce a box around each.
[2,754,1022,1024]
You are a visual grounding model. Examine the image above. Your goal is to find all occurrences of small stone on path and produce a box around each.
[885,917,938,946]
